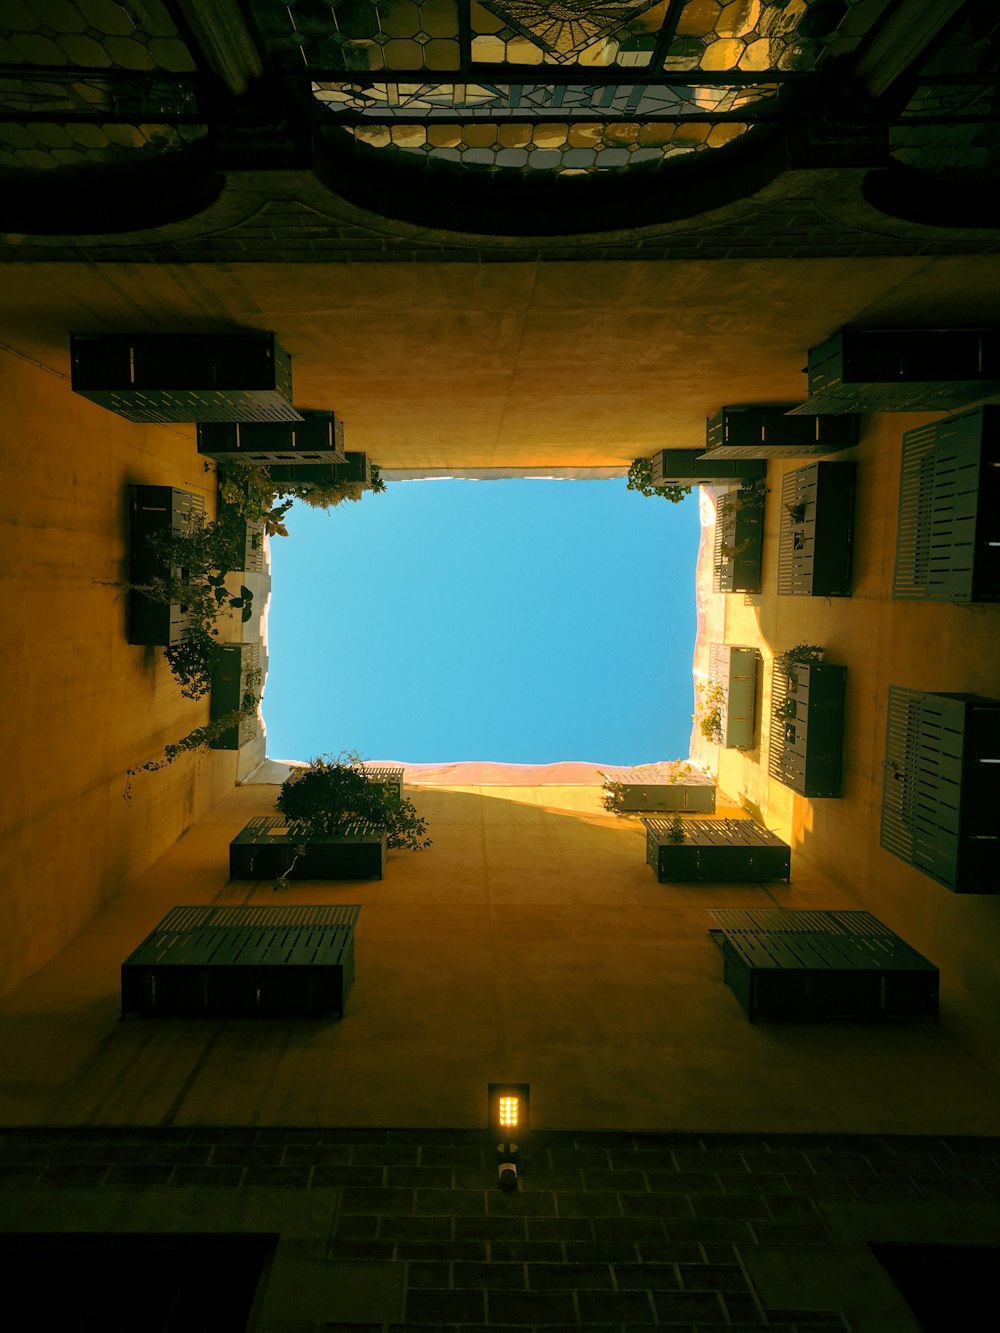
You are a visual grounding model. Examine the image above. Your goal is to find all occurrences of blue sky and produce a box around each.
[264,478,700,764]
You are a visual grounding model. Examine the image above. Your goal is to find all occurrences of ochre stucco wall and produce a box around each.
[1,259,1000,1134]
[2,776,1000,1135]
[697,412,1000,1067]
[0,348,240,995]
[3,257,1000,470]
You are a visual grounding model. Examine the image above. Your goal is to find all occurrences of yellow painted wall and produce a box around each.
[2,775,1000,1135]
[708,412,1000,1061]
[1,263,1000,1134]
[0,348,238,996]
[4,258,1000,470]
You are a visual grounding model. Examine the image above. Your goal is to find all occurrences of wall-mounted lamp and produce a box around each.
[488,1083,529,1191]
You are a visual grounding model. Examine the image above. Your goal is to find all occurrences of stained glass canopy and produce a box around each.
[248,0,892,176]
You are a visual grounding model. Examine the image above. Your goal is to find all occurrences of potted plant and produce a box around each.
[123,487,254,653]
[712,482,766,593]
[774,642,825,678]
[644,816,790,883]
[695,681,726,744]
[777,462,857,597]
[768,644,846,797]
[600,761,715,815]
[706,645,758,748]
[214,458,386,533]
[216,462,294,539]
[119,485,255,697]
[125,675,262,801]
[626,457,691,504]
[209,643,262,750]
[229,753,430,884]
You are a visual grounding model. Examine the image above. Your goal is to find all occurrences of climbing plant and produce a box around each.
[626,457,691,504]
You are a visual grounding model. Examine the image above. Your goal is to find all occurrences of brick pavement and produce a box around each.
[3,1127,999,1329]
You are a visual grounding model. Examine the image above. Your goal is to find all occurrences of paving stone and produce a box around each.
[104,1165,174,1186]
[583,1168,646,1192]
[612,1261,682,1290]
[786,1174,857,1198]
[526,1217,593,1242]
[542,1147,611,1171]
[190,1129,257,1146]
[211,1145,285,1167]
[637,1241,706,1264]
[387,1165,454,1188]
[486,1190,556,1217]
[577,1288,657,1323]
[673,1151,748,1173]
[930,1152,1000,1178]
[240,1167,312,1188]
[405,1288,485,1323]
[646,1171,723,1194]
[311,1166,384,1188]
[146,1145,213,1167]
[452,1261,526,1290]
[912,1177,990,1202]
[864,1153,943,1178]
[610,1150,678,1171]
[762,1196,823,1221]
[666,1220,755,1244]
[395,1240,486,1262]
[653,1290,726,1322]
[723,1293,767,1323]
[557,1191,622,1218]
[620,1193,694,1219]
[406,1260,453,1290]
[700,1243,740,1263]
[718,1172,791,1196]
[677,1262,749,1292]
[341,1186,414,1214]
[352,1144,420,1167]
[415,1188,486,1216]
[335,1214,379,1241]
[749,1222,833,1246]
[167,1166,246,1188]
[848,1179,922,1202]
[522,1170,587,1191]
[764,1309,846,1327]
[379,1215,452,1242]
[454,1215,526,1242]
[283,1144,352,1165]
[0,1166,44,1188]
[486,1289,576,1324]
[691,1195,770,1220]
[327,1239,396,1261]
[592,1216,667,1243]
[490,1241,562,1264]
[421,1146,486,1169]
[742,1152,810,1174]
[526,1262,614,1290]
[563,1241,638,1265]
[809,1153,876,1179]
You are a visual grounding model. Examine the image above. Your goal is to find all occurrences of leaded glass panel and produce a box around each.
[343,117,750,169]
[470,0,672,67]
[312,79,779,117]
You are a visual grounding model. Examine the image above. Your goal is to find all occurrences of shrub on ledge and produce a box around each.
[276,753,430,852]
